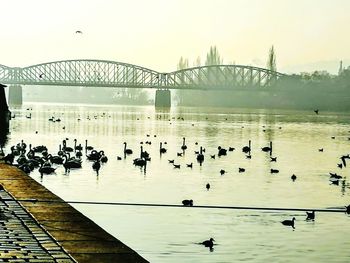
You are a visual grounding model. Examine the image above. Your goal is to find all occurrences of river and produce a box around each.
[2,103,350,262]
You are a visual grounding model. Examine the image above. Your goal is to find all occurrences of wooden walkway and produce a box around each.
[0,164,149,263]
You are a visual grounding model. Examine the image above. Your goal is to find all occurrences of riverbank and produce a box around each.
[0,163,149,263]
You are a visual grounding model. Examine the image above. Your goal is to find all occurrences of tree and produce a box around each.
[267,45,276,72]
[205,46,223,66]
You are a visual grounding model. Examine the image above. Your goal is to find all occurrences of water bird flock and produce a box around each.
[1,108,350,253]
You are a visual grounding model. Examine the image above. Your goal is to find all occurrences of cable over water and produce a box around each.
[2,198,348,213]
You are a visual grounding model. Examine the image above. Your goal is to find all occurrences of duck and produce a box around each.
[85,140,94,151]
[182,199,193,206]
[281,217,295,229]
[168,159,174,164]
[186,163,193,168]
[173,164,181,169]
[218,146,227,157]
[306,211,315,220]
[270,157,277,162]
[238,168,245,173]
[242,140,251,153]
[228,147,235,152]
[206,183,210,191]
[291,174,297,181]
[160,142,167,154]
[220,169,226,175]
[201,238,215,248]
[270,169,279,174]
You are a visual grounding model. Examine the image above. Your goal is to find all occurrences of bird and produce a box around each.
[228,147,235,152]
[206,183,210,191]
[242,140,251,153]
[218,146,227,157]
[306,211,315,220]
[270,169,279,174]
[182,199,193,206]
[123,142,133,155]
[173,164,181,169]
[116,156,122,160]
[186,163,193,168]
[291,174,297,181]
[92,160,101,174]
[210,154,215,159]
[238,168,245,173]
[201,238,215,248]
[270,156,277,162]
[168,159,174,164]
[281,217,295,229]
[160,142,167,154]
[319,148,324,152]
[262,142,272,153]
[181,137,187,150]
[220,169,226,175]
[314,109,319,115]
[75,30,83,34]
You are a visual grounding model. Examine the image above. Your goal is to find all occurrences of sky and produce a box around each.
[1,0,349,74]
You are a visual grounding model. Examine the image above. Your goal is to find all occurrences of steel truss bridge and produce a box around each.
[0,59,285,90]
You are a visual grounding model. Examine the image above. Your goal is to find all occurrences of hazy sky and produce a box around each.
[1,0,349,73]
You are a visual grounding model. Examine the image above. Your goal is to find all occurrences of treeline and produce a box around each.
[175,46,350,111]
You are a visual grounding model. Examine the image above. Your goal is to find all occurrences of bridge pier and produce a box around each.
[8,85,23,105]
[155,89,171,107]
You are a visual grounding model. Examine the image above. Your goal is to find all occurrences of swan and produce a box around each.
[262,142,272,153]
[196,147,204,162]
[124,142,133,155]
[181,137,187,150]
[39,163,56,175]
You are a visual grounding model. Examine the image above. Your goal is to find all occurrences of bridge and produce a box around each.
[0,59,285,107]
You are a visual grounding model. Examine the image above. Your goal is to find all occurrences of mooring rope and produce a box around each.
[1,198,348,213]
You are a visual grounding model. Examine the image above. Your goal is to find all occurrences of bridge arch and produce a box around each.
[17,59,162,88]
[165,64,285,90]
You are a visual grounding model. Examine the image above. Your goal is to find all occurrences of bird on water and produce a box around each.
[200,238,215,249]
[306,211,315,221]
[281,217,296,229]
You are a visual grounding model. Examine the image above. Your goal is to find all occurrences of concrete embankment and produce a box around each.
[0,163,149,263]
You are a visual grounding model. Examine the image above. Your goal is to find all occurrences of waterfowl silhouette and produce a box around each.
[319,148,324,152]
[116,156,122,160]
[160,142,167,154]
[124,142,133,155]
[242,140,251,153]
[196,147,204,163]
[262,142,272,153]
[181,137,187,150]
[168,159,174,164]
[220,169,226,175]
[85,140,94,151]
[133,146,147,167]
[270,157,277,162]
[186,163,193,168]
[177,152,183,157]
[173,164,181,169]
[38,164,56,175]
[291,174,297,181]
[218,146,227,157]
[270,169,279,174]
[281,217,295,229]
[210,154,215,159]
[182,199,193,206]
[228,147,235,152]
[238,168,245,173]
[92,160,101,174]
[201,238,215,248]
[206,183,210,191]
[306,211,315,220]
